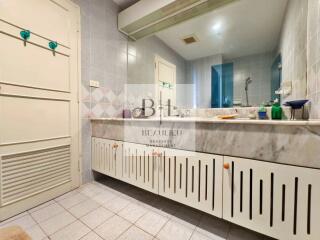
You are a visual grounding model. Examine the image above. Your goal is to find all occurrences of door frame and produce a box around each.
[154,55,177,109]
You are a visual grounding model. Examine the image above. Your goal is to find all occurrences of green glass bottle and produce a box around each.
[271,99,282,120]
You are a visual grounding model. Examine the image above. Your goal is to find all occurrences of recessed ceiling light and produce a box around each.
[212,21,223,34]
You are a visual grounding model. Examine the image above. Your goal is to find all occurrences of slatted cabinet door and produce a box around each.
[223,157,320,240]
[121,142,159,194]
[91,138,121,178]
[159,148,223,217]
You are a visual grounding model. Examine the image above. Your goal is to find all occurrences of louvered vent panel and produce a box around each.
[0,145,71,206]
[159,149,223,218]
[223,157,320,240]
[121,142,158,194]
[92,138,117,177]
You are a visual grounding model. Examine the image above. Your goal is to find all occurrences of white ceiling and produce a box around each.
[155,0,288,60]
[113,0,139,10]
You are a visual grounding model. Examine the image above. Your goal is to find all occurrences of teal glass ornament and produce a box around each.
[20,30,31,41]
[20,30,30,46]
[49,41,58,50]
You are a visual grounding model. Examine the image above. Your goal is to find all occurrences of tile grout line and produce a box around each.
[28,211,50,240]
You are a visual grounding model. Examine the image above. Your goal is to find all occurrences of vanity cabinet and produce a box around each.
[223,156,320,240]
[92,137,224,218]
[158,148,223,217]
[92,137,320,240]
[92,138,121,178]
[121,142,159,194]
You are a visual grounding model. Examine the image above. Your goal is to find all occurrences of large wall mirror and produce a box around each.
[127,0,305,109]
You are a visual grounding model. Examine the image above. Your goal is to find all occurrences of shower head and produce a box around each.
[245,77,252,91]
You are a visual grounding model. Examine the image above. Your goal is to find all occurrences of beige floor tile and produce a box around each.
[69,199,100,218]
[118,203,148,223]
[103,197,130,213]
[31,202,66,223]
[0,212,28,226]
[80,207,114,229]
[28,200,56,213]
[136,211,169,236]
[0,214,37,230]
[94,215,131,240]
[118,225,153,240]
[79,183,104,198]
[156,220,194,240]
[58,192,89,209]
[55,189,79,201]
[92,190,117,205]
[25,224,47,240]
[50,220,90,240]
[80,231,104,240]
[39,211,76,235]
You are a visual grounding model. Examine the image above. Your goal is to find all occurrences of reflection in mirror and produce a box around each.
[127,0,295,109]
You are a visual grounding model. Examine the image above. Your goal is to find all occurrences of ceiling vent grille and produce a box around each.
[182,35,198,44]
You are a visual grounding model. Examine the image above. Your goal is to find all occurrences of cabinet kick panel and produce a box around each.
[223,157,320,240]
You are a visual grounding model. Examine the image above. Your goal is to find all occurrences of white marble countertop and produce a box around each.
[90,117,320,126]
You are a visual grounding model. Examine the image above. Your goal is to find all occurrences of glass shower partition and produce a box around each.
[211,63,234,108]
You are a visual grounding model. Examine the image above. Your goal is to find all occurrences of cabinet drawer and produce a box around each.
[223,157,320,240]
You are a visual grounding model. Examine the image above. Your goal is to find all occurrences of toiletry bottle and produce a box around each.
[258,104,267,119]
[271,98,282,120]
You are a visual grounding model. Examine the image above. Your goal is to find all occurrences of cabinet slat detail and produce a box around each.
[158,149,223,218]
[223,157,320,240]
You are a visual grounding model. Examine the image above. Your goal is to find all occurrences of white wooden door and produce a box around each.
[155,55,176,114]
[159,148,223,217]
[223,157,320,240]
[0,0,80,221]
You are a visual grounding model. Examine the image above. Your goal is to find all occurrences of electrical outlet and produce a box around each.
[89,80,100,88]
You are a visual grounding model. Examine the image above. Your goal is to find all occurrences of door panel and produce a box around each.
[159,148,223,217]
[0,96,69,145]
[155,56,176,109]
[0,33,70,92]
[0,0,71,47]
[223,157,320,240]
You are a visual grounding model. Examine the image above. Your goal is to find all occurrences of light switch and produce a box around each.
[89,80,100,88]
